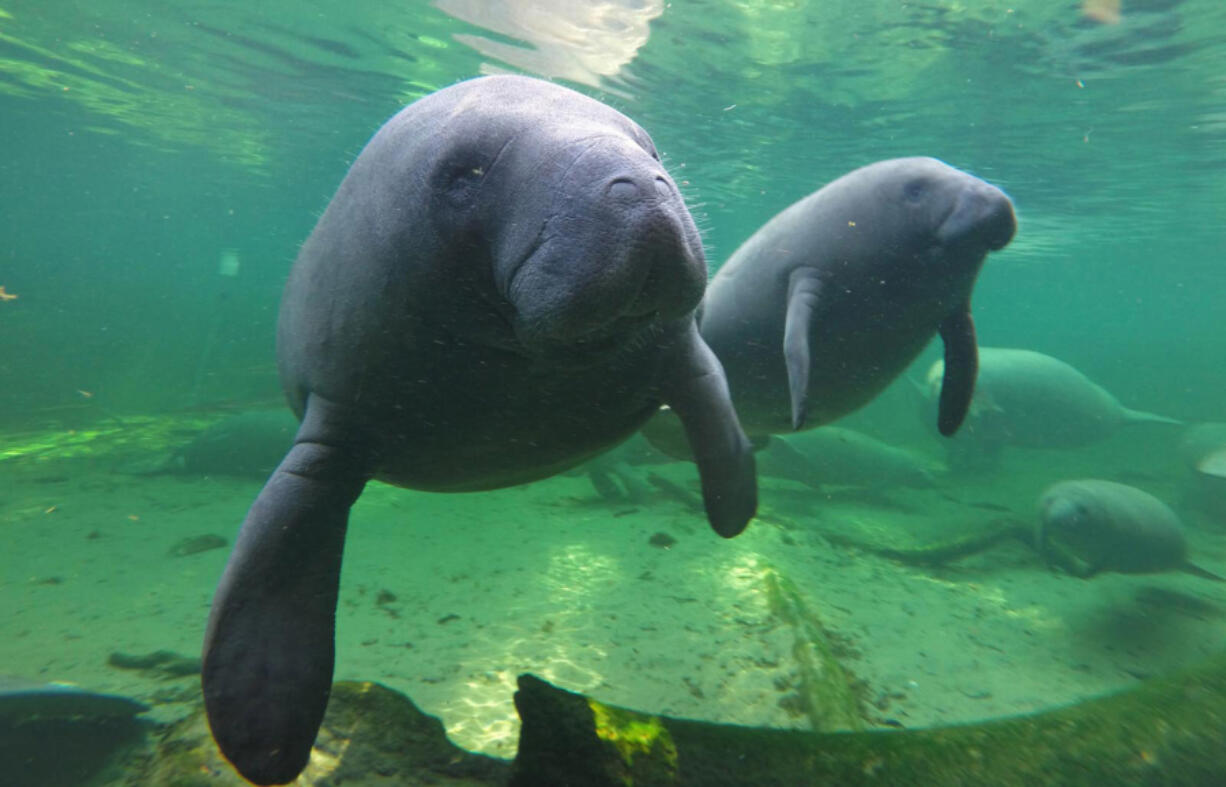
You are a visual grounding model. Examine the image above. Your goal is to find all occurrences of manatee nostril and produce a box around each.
[983,192,1017,251]
[607,178,640,199]
[654,177,671,199]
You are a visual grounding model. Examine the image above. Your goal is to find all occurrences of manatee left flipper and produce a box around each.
[783,266,824,431]
[660,323,757,538]
[936,307,978,437]
[202,397,372,786]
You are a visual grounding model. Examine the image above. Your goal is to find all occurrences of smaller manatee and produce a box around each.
[700,157,1016,440]
[759,427,939,490]
[1177,422,1226,523]
[1178,423,1226,478]
[1036,479,1223,581]
[924,348,1183,452]
[120,410,298,479]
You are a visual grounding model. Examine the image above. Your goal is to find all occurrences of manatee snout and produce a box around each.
[579,143,706,319]
[617,187,706,321]
[509,138,705,346]
[1035,493,1087,554]
[937,179,1016,252]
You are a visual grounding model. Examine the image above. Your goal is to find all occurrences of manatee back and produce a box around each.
[785,427,936,488]
[972,349,1126,447]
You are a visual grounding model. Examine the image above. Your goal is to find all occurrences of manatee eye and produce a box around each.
[438,157,489,209]
[903,178,927,202]
[1066,502,1091,526]
[630,125,660,160]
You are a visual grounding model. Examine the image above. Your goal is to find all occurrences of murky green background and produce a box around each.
[4,3,1226,780]
[3,0,1224,428]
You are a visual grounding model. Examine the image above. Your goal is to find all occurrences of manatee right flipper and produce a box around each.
[659,323,757,538]
[936,307,979,437]
[783,266,824,431]
[202,397,372,786]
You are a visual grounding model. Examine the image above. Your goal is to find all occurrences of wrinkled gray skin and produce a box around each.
[201,75,756,786]
[699,157,1016,441]
[759,426,938,490]
[924,348,1183,468]
[1036,479,1221,580]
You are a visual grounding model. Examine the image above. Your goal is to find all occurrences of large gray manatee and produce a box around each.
[201,75,756,785]
[699,157,1016,440]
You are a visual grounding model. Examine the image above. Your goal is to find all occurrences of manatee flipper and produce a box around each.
[660,324,757,538]
[936,307,978,437]
[783,266,823,431]
[202,398,371,786]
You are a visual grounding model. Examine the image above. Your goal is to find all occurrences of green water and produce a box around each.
[3,1,1226,782]
[3,0,1224,422]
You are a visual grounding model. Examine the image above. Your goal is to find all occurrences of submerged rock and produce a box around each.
[510,649,1226,786]
[0,677,149,787]
[119,680,508,786]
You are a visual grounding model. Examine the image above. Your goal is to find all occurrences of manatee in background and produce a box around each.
[1036,479,1222,581]
[758,426,939,490]
[923,348,1183,465]
[1178,422,1226,522]
[698,157,1016,440]
[1179,422,1226,477]
[568,435,658,503]
[201,75,757,785]
[118,410,298,479]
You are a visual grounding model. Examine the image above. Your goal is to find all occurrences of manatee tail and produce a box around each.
[202,397,371,786]
[1196,448,1226,479]
[1121,408,1184,427]
[1182,563,1226,583]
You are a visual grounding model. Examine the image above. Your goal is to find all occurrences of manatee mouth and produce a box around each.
[504,223,548,306]
[503,231,662,352]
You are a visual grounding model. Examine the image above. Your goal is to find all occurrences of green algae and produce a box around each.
[512,648,1226,786]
